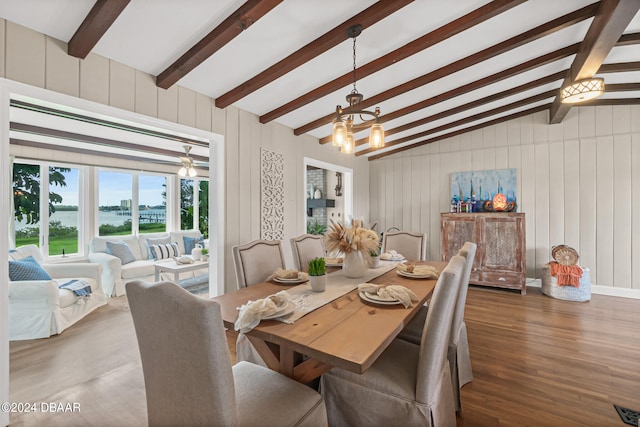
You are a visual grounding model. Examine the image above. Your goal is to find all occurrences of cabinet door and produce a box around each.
[440,215,477,261]
[481,216,524,273]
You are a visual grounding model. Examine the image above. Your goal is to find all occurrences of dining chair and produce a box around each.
[397,241,477,412]
[381,230,427,260]
[232,239,285,288]
[290,233,325,271]
[126,280,328,427]
[319,255,465,427]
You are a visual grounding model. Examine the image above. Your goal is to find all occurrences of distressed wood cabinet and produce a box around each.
[440,212,526,294]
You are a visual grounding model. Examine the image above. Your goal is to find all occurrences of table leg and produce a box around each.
[174,272,179,283]
[154,269,160,281]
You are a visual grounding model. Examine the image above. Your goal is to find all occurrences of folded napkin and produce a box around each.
[267,268,308,282]
[380,250,404,260]
[325,256,344,264]
[397,263,439,278]
[357,283,418,308]
[234,290,291,333]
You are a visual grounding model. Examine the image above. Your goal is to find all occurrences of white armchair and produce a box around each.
[9,245,107,341]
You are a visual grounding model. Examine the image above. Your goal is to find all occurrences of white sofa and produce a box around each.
[9,245,107,341]
[88,230,203,297]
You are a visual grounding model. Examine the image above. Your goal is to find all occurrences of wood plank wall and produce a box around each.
[370,107,640,295]
[0,19,371,292]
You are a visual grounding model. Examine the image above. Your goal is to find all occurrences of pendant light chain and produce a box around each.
[352,36,358,94]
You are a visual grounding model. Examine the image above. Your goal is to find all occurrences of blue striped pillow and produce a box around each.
[150,242,180,260]
[9,256,52,281]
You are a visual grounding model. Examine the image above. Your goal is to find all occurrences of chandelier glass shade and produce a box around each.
[560,78,605,103]
[331,25,384,153]
[178,145,197,177]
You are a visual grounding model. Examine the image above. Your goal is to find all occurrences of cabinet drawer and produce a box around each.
[481,271,524,286]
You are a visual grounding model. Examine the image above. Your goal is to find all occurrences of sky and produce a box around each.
[51,169,167,207]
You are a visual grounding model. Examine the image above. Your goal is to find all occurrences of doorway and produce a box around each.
[303,157,353,234]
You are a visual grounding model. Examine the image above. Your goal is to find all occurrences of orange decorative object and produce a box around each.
[492,193,507,211]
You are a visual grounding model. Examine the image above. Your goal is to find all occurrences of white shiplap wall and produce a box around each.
[370,106,640,296]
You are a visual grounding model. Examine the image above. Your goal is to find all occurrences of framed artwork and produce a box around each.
[450,168,517,212]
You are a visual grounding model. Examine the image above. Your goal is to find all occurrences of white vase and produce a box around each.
[309,274,327,292]
[343,251,367,278]
[314,189,322,199]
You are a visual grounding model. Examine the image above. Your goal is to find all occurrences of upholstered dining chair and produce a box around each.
[290,233,325,271]
[381,230,427,260]
[126,280,328,427]
[232,239,285,288]
[319,255,465,427]
[397,241,477,412]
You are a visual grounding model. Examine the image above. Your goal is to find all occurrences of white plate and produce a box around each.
[397,270,436,279]
[358,290,402,305]
[274,276,308,285]
[262,301,295,320]
[380,254,405,261]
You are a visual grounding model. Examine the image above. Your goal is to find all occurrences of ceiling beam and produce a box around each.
[10,139,211,170]
[367,105,550,161]
[354,71,566,148]
[214,0,414,109]
[67,0,130,59]
[156,0,284,89]
[258,0,527,125]
[616,31,640,46]
[318,43,579,145]
[359,81,640,156]
[367,92,640,160]
[548,0,640,124]
[358,90,556,156]
[598,61,640,73]
[293,2,598,136]
[10,122,209,163]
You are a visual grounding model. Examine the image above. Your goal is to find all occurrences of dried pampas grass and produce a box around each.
[325,220,379,255]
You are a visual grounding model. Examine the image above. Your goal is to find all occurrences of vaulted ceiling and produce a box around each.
[1,0,639,161]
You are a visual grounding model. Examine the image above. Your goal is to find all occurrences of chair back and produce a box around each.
[451,242,477,345]
[290,234,324,271]
[232,239,285,288]
[126,280,238,426]
[415,255,465,403]
[382,231,427,260]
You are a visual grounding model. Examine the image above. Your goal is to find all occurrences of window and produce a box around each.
[13,162,82,256]
[138,174,167,234]
[98,171,133,236]
[180,178,209,236]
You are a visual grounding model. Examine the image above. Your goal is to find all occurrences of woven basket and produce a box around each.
[551,245,579,266]
[542,265,591,302]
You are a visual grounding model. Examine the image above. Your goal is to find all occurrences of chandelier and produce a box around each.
[178,145,197,177]
[331,24,384,154]
[560,78,605,103]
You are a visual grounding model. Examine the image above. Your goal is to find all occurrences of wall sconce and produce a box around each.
[335,172,342,197]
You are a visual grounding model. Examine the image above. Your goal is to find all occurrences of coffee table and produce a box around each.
[154,259,209,282]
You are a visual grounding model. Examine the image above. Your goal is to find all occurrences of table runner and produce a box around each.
[279,260,401,323]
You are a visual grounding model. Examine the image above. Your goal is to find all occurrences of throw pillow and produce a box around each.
[9,256,52,281]
[106,241,137,265]
[146,236,171,259]
[150,242,180,260]
[183,235,204,255]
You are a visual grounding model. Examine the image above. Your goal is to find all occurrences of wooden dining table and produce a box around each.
[212,260,447,383]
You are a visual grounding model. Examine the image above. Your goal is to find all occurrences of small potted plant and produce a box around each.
[200,248,209,262]
[307,257,327,292]
[368,246,381,269]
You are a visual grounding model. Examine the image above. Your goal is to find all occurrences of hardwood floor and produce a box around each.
[8,286,640,426]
